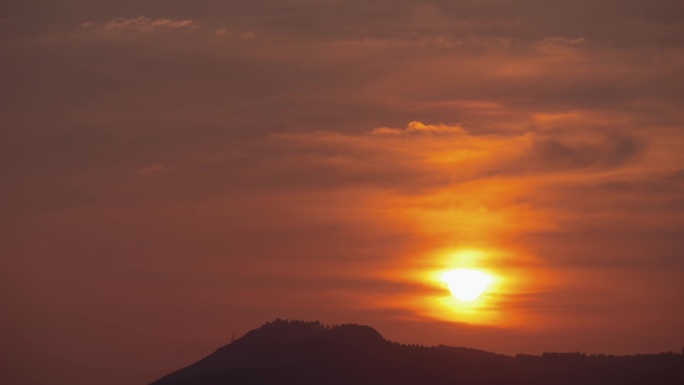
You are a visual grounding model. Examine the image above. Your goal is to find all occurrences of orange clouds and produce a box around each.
[270,109,682,328]
[3,2,684,385]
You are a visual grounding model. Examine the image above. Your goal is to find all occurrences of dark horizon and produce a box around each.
[148,318,684,385]
[170,318,684,358]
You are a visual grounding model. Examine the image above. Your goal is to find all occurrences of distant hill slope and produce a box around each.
[150,319,683,385]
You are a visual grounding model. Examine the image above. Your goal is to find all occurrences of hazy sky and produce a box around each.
[2,1,684,384]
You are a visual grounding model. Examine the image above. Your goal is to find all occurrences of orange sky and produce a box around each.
[2,1,684,384]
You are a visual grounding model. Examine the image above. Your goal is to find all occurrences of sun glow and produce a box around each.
[442,269,492,301]
[387,248,518,326]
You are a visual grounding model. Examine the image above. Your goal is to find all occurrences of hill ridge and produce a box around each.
[150,318,684,385]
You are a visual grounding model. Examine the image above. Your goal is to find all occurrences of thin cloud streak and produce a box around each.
[83,16,197,32]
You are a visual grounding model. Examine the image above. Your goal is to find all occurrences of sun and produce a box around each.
[442,269,492,301]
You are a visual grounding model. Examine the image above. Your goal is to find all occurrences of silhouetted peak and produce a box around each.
[234,319,386,346]
[329,323,385,342]
[151,319,684,385]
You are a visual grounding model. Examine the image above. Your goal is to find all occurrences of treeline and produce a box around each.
[152,319,684,385]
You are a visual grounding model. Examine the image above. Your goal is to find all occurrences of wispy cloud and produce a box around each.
[83,16,197,33]
[371,121,467,135]
[138,163,173,175]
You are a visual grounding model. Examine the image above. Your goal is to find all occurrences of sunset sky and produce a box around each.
[2,1,684,384]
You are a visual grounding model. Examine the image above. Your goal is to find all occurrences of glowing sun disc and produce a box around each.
[443,269,492,301]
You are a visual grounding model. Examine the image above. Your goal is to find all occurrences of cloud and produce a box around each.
[138,163,173,175]
[528,132,642,170]
[536,36,587,54]
[280,118,645,190]
[371,121,467,135]
[4,2,684,384]
[88,16,197,33]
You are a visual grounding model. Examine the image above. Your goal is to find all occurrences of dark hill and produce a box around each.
[150,319,684,385]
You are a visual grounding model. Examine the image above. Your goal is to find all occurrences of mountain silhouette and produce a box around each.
[150,319,683,385]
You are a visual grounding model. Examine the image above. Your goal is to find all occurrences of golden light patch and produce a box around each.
[442,269,492,301]
[384,248,507,326]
